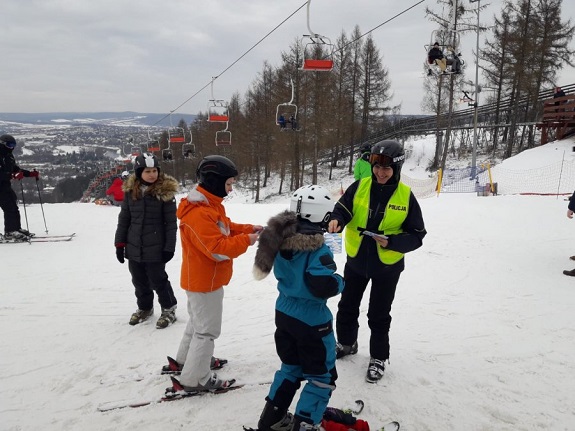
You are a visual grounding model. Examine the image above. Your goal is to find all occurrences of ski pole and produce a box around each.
[35,175,49,234]
[19,179,30,234]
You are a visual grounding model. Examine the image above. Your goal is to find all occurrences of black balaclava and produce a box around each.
[200,173,229,198]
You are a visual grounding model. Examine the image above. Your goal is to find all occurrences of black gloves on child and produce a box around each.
[116,247,125,264]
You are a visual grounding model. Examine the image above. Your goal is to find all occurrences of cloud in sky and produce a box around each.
[1,0,574,116]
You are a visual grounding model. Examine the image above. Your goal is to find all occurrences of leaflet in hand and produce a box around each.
[324,233,342,254]
[361,231,388,240]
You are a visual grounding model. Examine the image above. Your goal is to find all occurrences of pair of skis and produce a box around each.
[97,359,400,431]
[0,233,75,244]
[97,375,243,412]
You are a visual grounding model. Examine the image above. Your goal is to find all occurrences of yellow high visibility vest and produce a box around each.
[344,178,410,264]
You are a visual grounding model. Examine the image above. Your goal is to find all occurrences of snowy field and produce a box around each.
[2,138,575,431]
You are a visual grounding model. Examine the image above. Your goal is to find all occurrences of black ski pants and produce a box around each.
[336,262,401,361]
[128,260,177,311]
[0,182,21,232]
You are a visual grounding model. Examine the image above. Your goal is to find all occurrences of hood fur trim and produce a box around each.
[252,210,324,280]
[123,174,179,201]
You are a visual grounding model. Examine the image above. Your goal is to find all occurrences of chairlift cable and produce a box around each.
[306,0,425,64]
[154,0,424,124]
[344,0,425,49]
[152,2,308,126]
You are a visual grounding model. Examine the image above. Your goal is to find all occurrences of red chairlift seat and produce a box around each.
[168,127,187,144]
[147,139,160,152]
[208,114,230,123]
[302,58,333,71]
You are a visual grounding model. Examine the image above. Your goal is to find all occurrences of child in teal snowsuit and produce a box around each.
[252,185,344,431]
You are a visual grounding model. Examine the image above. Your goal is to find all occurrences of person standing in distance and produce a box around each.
[0,134,39,240]
[328,140,426,383]
[353,143,372,181]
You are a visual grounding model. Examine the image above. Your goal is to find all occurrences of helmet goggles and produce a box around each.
[369,154,394,167]
[1,139,16,150]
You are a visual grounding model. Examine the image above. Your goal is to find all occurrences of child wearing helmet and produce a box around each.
[328,140,426,384]
[113,153,180,329]
[250,185,344,431]
[353,143,372,181]
[167,155,263,392]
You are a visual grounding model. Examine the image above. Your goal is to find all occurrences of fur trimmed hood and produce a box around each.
[253,210,325,280]
[122,173,179,201]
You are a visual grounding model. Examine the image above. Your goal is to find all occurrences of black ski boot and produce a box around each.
[336,341,358,359]
[256,401,293,431]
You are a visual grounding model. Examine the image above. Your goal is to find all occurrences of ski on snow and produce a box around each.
[243,420,399,431]
[242,399,400,431]
[100,356,229,385]
[0,233,75,244]
[243,419,399,431]
[377,421,401,431]
[97,376,244,412]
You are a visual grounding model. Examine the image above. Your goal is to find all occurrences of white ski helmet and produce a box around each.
[290,185,334,224]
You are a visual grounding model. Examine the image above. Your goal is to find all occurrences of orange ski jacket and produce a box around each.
[177,185,254,292]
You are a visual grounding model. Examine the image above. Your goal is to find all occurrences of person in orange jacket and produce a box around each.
[169,155,263,392]
[106,171,128,206]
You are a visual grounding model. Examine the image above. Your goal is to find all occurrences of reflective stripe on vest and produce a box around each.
[344,178,410,264]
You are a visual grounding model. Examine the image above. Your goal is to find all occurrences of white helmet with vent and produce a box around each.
[290,185,334,224]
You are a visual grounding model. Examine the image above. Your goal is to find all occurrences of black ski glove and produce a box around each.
[116,246,125,264]
[162,251,174,263]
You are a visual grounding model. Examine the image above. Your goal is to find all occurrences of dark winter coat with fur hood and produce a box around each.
[114,173,179,262]
[253,210,344,326]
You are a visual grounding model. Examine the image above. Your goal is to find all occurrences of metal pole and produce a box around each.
[470,0,481,179]
[35,176,49,233]
[19,179,30,233]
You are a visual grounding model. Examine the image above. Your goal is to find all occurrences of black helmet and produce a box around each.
[359,143,372,154]
[196,155,238,183]
[0,134,17,150]
[370,140,405,182]
[134,153,160,178]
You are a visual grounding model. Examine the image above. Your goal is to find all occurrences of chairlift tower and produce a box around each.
[470,0,481,179]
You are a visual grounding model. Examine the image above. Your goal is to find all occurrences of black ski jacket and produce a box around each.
[114,174,179,262]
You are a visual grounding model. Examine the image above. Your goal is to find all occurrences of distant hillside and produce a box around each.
[0,112,196,127]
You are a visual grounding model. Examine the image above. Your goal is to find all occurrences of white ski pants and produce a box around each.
[176,288,224,387]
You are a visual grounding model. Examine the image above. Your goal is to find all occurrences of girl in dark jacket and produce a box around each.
[114,153,179,329]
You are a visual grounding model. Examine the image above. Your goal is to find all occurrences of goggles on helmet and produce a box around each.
[369,154,394,167]
[1,139,16,150]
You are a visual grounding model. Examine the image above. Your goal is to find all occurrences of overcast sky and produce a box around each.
[1,0,574,117]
